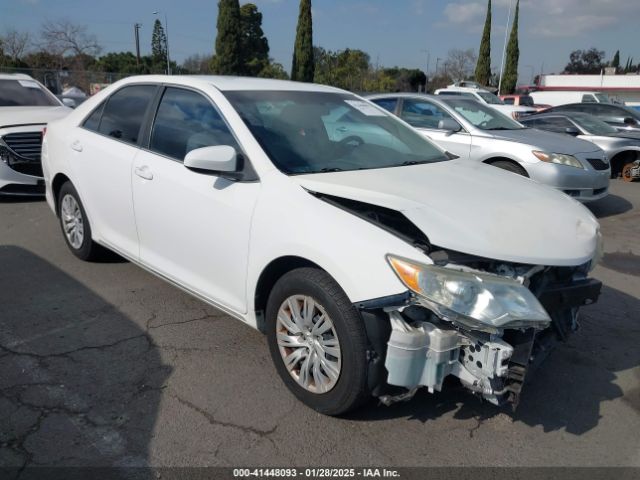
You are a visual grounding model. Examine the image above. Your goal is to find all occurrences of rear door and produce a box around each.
[398,98,472,159]
[71,84,158,257]
[131,86,260,313]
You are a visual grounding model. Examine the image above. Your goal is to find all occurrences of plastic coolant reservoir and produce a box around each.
[385,320,461,390]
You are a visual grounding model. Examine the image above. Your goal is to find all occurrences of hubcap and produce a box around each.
[61,194,84,249]
[276,295,341,394]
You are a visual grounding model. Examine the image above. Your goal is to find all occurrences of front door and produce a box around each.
[131,87,260,314]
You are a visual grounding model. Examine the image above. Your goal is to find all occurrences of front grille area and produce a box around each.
[1,131,44,177]
[0,183,45,195]
[587,158,609,170]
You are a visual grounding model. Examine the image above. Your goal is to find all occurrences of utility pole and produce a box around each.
[421,49,430,92]
[134,23,142,66]
[435,57,442,75]
[498,0,513,95]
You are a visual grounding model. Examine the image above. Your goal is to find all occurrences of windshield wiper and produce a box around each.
[486,127,516,131]
[401,160,433,166]
[319,167,343,172]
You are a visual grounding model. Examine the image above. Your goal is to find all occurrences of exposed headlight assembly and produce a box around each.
[532,151,584,169]
[387,255,551,333]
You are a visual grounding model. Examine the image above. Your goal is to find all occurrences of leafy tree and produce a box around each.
[474,0,491,86]
[291,0,314,82]
[182,54,213,74]
[212,0,243,75]
[151,19,167,70]
[258,60,289,79]
[611,50,620,70]
[501,0,519,94]
[240,3,269,76]
[564,48,606,74]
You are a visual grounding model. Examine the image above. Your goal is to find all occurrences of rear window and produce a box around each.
[0,79,60,107]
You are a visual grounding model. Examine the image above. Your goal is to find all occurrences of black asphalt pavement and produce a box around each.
[1,181,639,474]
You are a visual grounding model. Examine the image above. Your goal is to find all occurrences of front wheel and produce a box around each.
[57,182,104,261]
[266,268,370,415]
[491,160,529,177]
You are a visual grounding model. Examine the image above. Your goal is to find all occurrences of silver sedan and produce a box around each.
[368,93,610,202]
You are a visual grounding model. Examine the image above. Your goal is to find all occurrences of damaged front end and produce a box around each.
[358,250,602,408]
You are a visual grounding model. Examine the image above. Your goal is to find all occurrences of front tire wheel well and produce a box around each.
[254,256,323,332]
[52,173,72,216]
[484,157,529,177]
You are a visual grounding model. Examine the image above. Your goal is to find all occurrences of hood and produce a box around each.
[0,106,71,128]
[292,160,599,267]
[488,128,602,155]
[579,135,640,150]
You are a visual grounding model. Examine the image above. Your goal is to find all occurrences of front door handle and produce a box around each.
[134,166,154,180]
[336,126,348,133]
[71,140,83,152]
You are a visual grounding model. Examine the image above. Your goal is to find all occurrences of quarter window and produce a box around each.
[97,85,156,145]
[83,102,106,132]
[150,87,239,161]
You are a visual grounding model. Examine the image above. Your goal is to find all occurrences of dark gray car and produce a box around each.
[543,103,640,133]
[520,112,640,179]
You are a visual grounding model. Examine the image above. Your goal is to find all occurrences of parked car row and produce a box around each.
[24,74,606,415]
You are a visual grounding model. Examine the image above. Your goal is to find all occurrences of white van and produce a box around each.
[529,91,611,107]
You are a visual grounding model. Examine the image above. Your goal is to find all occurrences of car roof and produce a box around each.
[115,75,346,93]
[0,73,35,81]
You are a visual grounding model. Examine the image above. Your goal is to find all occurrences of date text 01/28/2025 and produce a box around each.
[232,468,401,478]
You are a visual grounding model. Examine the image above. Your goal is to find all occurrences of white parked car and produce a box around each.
[435,85,536,119]
[529,90,611,107]
[0,73,71,196]
[43,76,603,415]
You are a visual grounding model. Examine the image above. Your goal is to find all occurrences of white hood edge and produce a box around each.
[292,160,600,267]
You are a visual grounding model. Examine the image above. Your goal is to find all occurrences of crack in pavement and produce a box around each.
[172,392,278,439]
[147,312,225,331]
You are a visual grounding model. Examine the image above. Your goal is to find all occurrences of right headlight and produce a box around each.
[532,151,584,169]
[387,255,551,332]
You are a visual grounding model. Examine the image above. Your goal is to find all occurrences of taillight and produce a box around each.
[42,127,47,138]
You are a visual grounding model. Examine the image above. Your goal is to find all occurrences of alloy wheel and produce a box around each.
[61,194,84,249]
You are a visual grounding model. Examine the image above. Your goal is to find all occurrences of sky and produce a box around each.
[2,0,639,83]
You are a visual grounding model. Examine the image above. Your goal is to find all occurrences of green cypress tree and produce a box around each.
[501,0,519,94]
[212,0,243,75]
[611,50,620,70]
[291,0,314,82]
[240,3,270,76]
[151,19,167,71]
[474,0,492,86]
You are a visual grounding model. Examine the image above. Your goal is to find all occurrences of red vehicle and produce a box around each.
[500,94,550,112]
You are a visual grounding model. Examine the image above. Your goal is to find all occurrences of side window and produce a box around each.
[83,101,106,131]
[372,98,398,113]
[97,85,156,145]
[502,97,515,105]
[582,94,596,103]
[150,87,240,161]
[400,99,454,129]
[536,117,573,133]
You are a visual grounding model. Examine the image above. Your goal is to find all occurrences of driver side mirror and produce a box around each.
[184,145,238,174]
[623,117,637,125]
[62,98,77,109]
[438,118,462,136]
[564,126,580,136]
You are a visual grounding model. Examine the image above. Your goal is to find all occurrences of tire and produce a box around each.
[266,268,370,415]
[491,160,529,177]
[57,182,104,261]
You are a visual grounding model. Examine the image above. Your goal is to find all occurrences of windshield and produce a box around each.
[572,114,617,135]
[443,98,524,130]
[224,90,447,175]
[0,79,60,107]
[594,93,610,103]
[476,91,504,105]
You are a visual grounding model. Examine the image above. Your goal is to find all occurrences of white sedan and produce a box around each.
[42,76,603,415]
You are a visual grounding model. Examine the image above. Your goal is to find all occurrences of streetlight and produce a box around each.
[153,11,171,75]
[497,0,513,95]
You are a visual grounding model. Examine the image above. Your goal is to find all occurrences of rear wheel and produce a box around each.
[491,160,528,177]
[57,182,104,261]
[266,268,370,415]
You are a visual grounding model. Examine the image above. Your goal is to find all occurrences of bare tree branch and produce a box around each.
[40,19,101,57]
[1,29,31,60]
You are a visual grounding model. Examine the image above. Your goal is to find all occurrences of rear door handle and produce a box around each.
[134,166,154,180]
[71,140,83,152]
